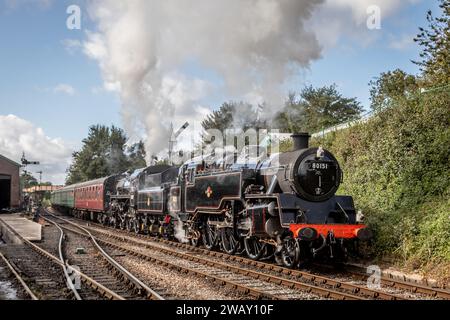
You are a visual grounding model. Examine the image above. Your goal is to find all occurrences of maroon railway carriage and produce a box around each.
[73,176,119,220]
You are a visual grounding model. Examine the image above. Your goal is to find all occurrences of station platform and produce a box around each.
[0,214,42,242]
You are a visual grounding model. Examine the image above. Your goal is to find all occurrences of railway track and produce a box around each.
[156,238,450,300]
[92,221,450,300]
[327,263,450,300]
[47,210,415,301]
[0,215,163,300]
[47,208,450,300]
[39,215,164,300]
[59,210,450,300]
[45,212,315,300]
[0,241,73,300]
[0,251,37,300]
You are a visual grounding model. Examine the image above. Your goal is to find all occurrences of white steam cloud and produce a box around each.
[0,115,73,185]
[83,0,324,158]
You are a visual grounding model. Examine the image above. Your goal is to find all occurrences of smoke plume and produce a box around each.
[83,0,324,157]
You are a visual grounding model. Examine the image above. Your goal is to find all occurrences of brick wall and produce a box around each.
[0,157,20,208]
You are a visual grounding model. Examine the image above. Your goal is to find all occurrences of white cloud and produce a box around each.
[388,33,415,50]
[308,0,420,49]
[62,39,82,55]
[53,83,76,96]
[0,115,73,185]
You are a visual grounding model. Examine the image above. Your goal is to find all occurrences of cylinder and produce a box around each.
[291,133,310,151]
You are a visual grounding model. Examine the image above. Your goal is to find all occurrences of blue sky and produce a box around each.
[0,0,441,184]
[0,0,121,144]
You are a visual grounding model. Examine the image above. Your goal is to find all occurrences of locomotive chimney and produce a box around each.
[291,133,310,151]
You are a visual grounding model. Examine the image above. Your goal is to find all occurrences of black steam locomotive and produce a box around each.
[52,133,370,268]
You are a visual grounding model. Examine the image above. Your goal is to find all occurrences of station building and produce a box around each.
[0,154,21,210]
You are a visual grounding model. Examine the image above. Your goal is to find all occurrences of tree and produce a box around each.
[201,101,268,150]
[274,92,305,133]
[202,101,268,132]
[275,85,363,133]
[369,69,419,112]
[66,125,134,185]
[127,141,147,171]
[21,172,38,189]
[413,0,450,85]
[108,126,129,174]
[201,102,235,133]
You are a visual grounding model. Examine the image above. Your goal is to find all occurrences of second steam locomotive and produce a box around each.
[52,133,371,268]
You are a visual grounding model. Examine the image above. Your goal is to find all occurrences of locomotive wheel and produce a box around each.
[134,219,143,234]
[236,241,246,255]
[111,217,118,229]
[190,237,200,247]
[244,237,267,260]
[220,228,240,255]
[126,219,133,232]
[261,244,275,261]
[202,223,218,250]
[281,237,300,269]
[274,253,283,266]
[127,219,141,234]
[189,230,202,247]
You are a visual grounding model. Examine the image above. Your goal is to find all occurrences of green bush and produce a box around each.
[311,90,450,264]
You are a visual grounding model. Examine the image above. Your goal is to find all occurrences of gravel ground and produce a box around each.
[57,221,238,300]
[36,223,61,258]
[305,267,441,300]
[97,233,322,300]
[114,253,246,300]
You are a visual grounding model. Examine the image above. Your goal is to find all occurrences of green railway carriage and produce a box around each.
[51,185,75,209]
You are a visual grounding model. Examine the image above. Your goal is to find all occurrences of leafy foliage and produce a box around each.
[413,0,450,85]
[127,141,147,171]
[66,125,147,184]
[20,172,38,189]
[313,84,450,264]
[275,85,363,133]
[369,69,419,112]
[201,101,267,133]
[308,2,450,267]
